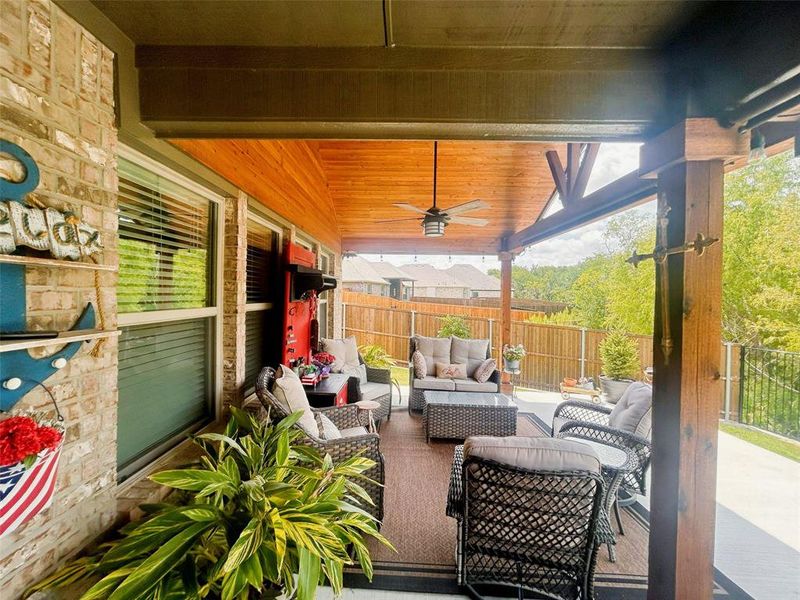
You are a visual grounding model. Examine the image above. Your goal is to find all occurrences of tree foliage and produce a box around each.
[508,150,799,351]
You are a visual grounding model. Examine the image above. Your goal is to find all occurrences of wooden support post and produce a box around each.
[499,251,513,390]
[641,119,748,600]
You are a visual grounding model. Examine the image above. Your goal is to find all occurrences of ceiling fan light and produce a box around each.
[423,219,445,237]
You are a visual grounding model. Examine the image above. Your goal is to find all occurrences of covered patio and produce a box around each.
[1,1,798,599]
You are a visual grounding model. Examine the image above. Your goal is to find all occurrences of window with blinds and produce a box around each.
[116,153,219,479]
[118,157,213,313]
[244,217,279,391]
[117,319,211,472]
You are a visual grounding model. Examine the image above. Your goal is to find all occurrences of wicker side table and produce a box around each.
[423,391,518,443]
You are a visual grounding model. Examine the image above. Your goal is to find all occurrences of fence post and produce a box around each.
[580,328,587,379]
[723,342,733,421]
[410,310,416,337]
[487,318,494,359]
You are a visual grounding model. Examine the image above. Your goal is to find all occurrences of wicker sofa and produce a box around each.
[408,335,500,413]
[246,366,385,522]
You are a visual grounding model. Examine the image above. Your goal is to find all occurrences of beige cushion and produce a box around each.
[321,337,359,373]
[273,365,318,435]
[435,363,467,379]
[609,382,653,437]
[411,350,427,379]
[360,381,390,402]
[343,362,367,385]
[415,376,455,391]
[464,436,601,474]
[413,335,451,370]
[473,358,497,383]
[451,337,490,377]
[453,379,498,393]
[340,426,369,438]
[318,414,341,440]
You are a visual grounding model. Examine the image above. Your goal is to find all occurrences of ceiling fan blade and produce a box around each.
[375,217,423,223]
[393,203,432,215]
[449,216,489,227]
[444,199,489,215]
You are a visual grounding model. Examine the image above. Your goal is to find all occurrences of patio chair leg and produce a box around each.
[613,499,625,535]
[607,542,616,563]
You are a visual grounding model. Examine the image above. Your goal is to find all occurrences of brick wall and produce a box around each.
[222,192,248,409]
[0,0,118,596]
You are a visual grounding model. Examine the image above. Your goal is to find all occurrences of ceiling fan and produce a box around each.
[377,141,489,237]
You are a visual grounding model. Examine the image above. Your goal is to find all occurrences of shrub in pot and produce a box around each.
[26,407,393,600]
[502,344,526,371]
[598,331,640,403]
[358,344,396,369]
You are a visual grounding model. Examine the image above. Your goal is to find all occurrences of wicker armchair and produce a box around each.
[250,367,385,522]
[446,438,604,600]
[345,354,392,423]
[552,382,652,498]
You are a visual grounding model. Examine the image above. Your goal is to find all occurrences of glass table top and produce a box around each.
[423,391,517,408]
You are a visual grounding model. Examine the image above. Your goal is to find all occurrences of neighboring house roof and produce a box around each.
[342,256,389,285]
[371,261,416,281]
[445,264,501,291]
[400,264,468,288]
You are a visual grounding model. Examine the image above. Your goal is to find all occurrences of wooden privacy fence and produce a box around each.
[343,301,742,419]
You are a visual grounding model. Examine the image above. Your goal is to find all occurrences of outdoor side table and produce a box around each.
[557,433,639,562]
[423,391,517,443]
[355,399,381,433]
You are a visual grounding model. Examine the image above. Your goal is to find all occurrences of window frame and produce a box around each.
[116,145,225,478]
[243,210,283,394]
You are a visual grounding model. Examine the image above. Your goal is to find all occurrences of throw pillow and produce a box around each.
[272,365,318,435]
[343,362,368,385]
[411,350,427,379]
[435,363,467,379]
[474,358,497,383]
[317,413,342,440]
[320,337,360,373]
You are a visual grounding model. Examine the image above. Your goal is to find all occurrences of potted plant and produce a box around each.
[358,344,396,369]
[312,351,336,377]
[26,407,393,600]
[502,344,526,371]
[598,331,640,403]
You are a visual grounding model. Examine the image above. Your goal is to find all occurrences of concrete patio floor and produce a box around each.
[335,386,800,600]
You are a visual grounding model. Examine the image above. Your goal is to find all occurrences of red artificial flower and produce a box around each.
[0,416,63,467]
[313,352,336,366]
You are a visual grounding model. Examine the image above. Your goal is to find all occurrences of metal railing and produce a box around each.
[739,347,800,440]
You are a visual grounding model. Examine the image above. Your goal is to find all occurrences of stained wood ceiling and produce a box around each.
[172,139,562,255]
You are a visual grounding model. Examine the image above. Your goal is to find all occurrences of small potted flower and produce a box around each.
[502,344,526,371]
[0,412,65,537]
[312,351,336,378]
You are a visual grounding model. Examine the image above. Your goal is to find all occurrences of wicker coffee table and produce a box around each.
[423,391,518,442]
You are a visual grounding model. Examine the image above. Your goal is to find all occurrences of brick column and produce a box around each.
[221,191,248,409]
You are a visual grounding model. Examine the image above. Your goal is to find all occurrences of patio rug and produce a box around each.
[343,410,753,599]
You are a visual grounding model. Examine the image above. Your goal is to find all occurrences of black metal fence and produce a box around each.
[739,346,800,440]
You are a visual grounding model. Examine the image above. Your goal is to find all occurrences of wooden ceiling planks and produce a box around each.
[317,140,560,254]
[171,139,561,255]
[171,139,342,251]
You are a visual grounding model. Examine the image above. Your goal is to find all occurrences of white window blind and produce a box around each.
[118,157,212,313]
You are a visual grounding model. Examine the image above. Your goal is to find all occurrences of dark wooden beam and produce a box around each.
[545,150,568,201]
[133,45,667,140]
[642,119,747,600]
[507,171,656,250]
[566,143,581,196]
[569,143,600,201]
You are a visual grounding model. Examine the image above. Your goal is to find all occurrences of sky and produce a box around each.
[361,143,656,273]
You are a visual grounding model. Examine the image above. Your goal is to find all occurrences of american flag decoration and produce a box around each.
[0,442,63,538]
